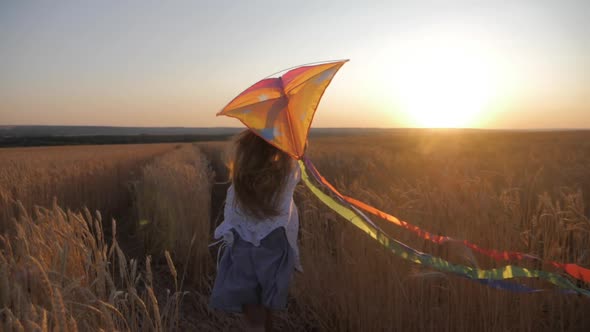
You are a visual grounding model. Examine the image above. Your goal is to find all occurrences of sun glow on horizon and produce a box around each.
[388,29,503,128]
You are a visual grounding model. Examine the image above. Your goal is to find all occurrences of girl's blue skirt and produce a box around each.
[209,227,295,313]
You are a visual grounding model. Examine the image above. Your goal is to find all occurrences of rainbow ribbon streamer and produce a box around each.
[299,160,590,296]
[302,157,590,285]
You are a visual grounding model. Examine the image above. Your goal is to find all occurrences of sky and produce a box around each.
[1,1,589,129]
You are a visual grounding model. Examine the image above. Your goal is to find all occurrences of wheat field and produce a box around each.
[1,131,590,331]
[290,130,590,331]
[0,143,178,233]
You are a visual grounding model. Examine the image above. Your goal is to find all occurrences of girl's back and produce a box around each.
[209,130,302,331]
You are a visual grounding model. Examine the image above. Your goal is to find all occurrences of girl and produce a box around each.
[209,130,302,332]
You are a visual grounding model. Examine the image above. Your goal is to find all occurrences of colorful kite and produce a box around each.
[218,60,348,159]
[218,60,590,296]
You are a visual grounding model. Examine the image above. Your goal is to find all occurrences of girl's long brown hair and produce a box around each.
[229,130,293,219]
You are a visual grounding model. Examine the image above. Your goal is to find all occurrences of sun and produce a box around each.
[390,32,499,128]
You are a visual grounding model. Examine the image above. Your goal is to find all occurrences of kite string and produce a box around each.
[263,59,350,79]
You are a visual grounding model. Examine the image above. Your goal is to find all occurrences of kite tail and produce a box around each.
[299,160,590,297]
[302,157,590,285]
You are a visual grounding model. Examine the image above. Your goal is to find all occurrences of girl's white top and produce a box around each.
[214,161,302,271]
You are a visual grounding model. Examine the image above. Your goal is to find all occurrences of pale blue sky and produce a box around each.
[1,1,588,128]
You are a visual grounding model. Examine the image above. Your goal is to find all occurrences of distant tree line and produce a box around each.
[0,134,234,148]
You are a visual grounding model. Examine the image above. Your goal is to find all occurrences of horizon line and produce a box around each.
[2,124,590,131]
